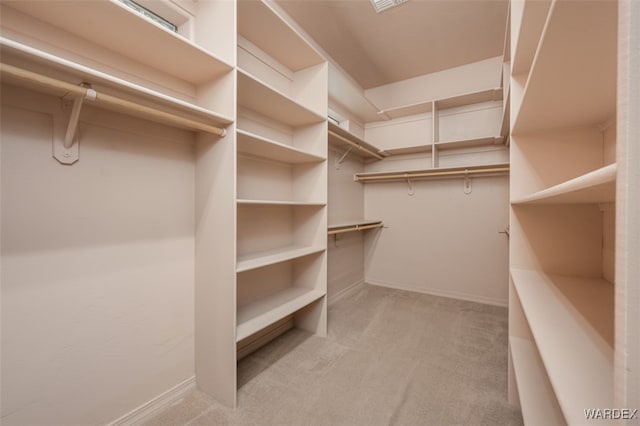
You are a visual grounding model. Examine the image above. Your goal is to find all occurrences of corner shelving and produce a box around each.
[508,0,623,421]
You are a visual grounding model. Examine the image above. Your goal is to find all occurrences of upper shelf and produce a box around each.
[513,0,617,134]
[328,122,386,160]
[512,164,616,205]
[510,269,613,425]
[237,129,325,164]
[354,163,510,183]
[380,88,503,119]
[328,220,383,236]
[237,0,323,72]
[510,0,552,76]
[237,69,325,127]
[0,38,233,132]
[2,0,233,84]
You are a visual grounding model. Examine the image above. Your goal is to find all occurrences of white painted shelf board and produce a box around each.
[237,0,323,72]
[513,1,617,134]
[237,69,325,127]
[512,164,616,205]
[236,287,325,342]
[236,245,325,273]
[500,87,510,140]
[328,122,386,160]
[2,0,233,84]
[237,199,326,207]
[355,163,510,182]
[510,269,614,425]
[328,219,383,230]
[380,87,502,119]
[383,144,433,156]
[237,129,325,163]
[436,136,503,150]
[511,0,552,76]
[0,38,234,128]
[510,337,566,425]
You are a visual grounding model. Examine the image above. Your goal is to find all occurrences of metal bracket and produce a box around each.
[53,84,96,165]
[406,178,415,196]
[463,169,472,195]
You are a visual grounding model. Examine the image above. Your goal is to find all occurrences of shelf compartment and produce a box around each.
[509,337,565,425]
[510,269,613,425]
[2,0,233,84]
[0,38,233,130]
[236,287,325,342]
[236,245,325,274]
[328,220,383,235]
[513,0,617,134]
[237,154,326,204]
[237,129,325,164]
[237,69,325,127]
[236,252,325,341]
[237,0,323,73]
[328,122,386,160]
[512,164,616,205]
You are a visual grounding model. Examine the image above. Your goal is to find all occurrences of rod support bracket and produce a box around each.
[53,83,93,165]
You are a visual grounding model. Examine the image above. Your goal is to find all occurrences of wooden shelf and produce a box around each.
[380,87,502,119]
[0,38,233,130]
[237,129,325,163]
[237,69,325,127]
[510,0,552,76]
[509,337,565,425]
[236,245,325,273]
[512,164,616,205]
[328,220,383,235]
[237,0,323,72]
[237,199,325,207]
[236,287,325,342]
[513,1,617,134]
[510,269,614,424]
[383,144,432,156]
[436,136,504,151]
[2,0,233,84]
[328,122,386,160]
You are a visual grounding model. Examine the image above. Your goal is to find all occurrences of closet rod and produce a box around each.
[327,222,383,235]
[0,63,226,136]
[328,130,385,160]
[355,166,509,182]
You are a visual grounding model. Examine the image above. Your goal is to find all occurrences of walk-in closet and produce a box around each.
[1,0,638,425]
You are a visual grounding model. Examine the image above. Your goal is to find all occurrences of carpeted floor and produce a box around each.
[145,284,523,426]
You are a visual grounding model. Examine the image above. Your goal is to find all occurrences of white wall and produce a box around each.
[327,147,366,302]
[1,87,195,425]
[364,175,510,306]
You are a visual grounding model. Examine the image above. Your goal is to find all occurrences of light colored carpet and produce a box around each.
[145,284,523,426]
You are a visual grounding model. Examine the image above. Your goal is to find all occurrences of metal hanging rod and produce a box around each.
[328,129,385,160]
[354,164,510,182]
[0,63,226,137]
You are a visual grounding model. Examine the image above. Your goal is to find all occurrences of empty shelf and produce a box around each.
[236,287,325,342]
[237,129,325,163]
[510,269,613,424]
[237,70,325,127]
[328,220,383,235]
[236,245,325,273]
[328,122,385,160]
[510,337,565,425]
[512,164,616,205]
[436,136,504,150]
[237,199,325,207]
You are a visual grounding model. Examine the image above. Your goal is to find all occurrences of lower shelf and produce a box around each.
[237,245,325,273]
[511,269,614,424]
[236,287,325,342]
[510,337,565,425]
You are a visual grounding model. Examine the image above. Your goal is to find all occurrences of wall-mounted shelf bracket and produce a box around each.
[54,84,96,165]
[406,177,415,196]
[463,170,472,195]
[335,147,352,169]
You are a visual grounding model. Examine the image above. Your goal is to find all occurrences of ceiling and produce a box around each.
[275,0,509,89]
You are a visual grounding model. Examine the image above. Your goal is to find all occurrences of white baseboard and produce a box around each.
[366,279,508,307]
[107,376,196,426]
[328,279,365,306]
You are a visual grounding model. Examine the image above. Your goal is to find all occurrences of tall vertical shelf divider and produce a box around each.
[507,0,631,424]
[233,0,329,401]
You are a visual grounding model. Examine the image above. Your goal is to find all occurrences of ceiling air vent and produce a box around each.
[370,0,408,13]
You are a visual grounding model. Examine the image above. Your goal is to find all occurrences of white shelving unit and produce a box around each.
[507,0,639,423]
